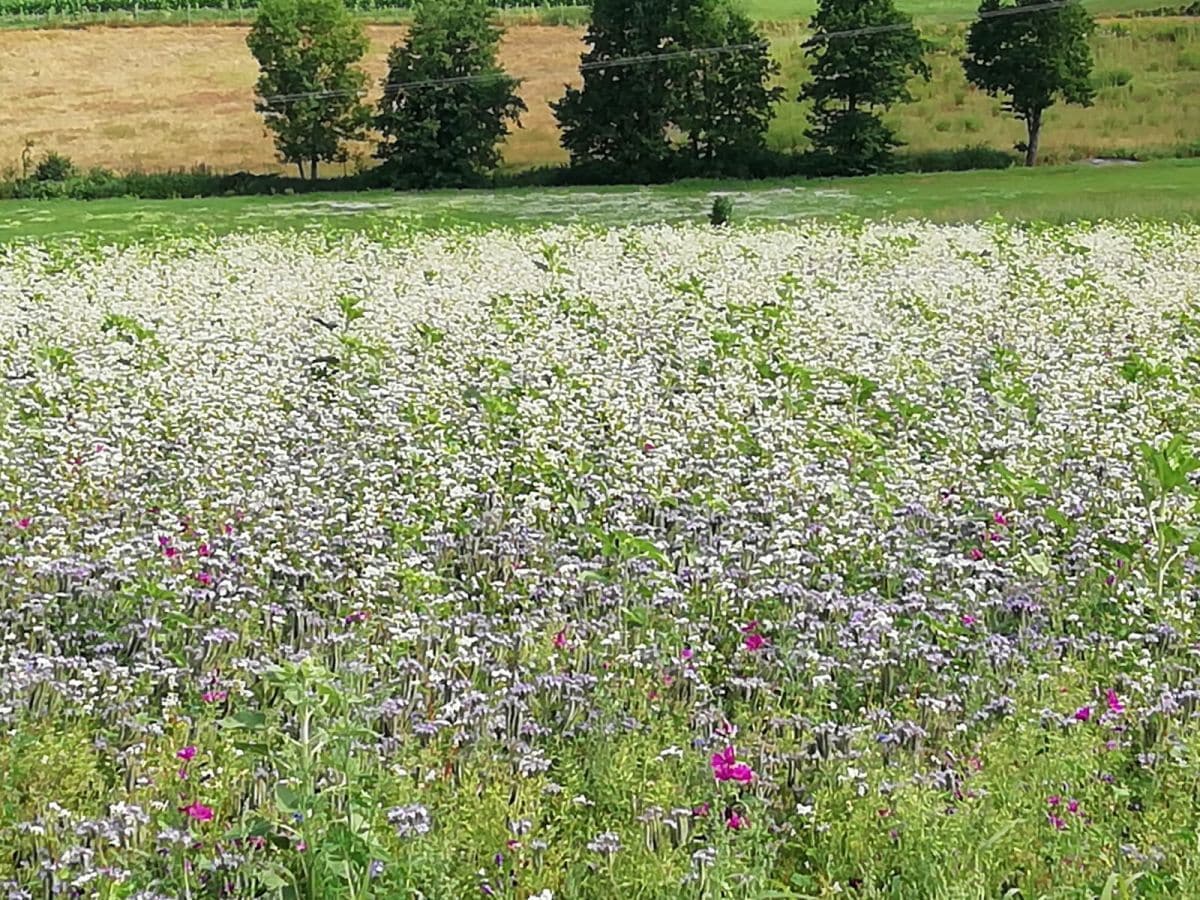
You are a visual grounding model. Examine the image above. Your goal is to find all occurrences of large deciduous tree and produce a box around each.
[553,0,780,176]
[375,0,525,187]
[247,0,371,180]
[669,0,783,168]
[963,0,1096,166]
[800,0,929,175]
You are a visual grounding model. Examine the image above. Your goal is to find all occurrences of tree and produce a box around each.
[553,0,780,175]
[247,0,371,181]
[963,0,1095,166]
[552,0,676,171]
[376,0,525,187]
[800,0,929,175]
[668,0,783,169]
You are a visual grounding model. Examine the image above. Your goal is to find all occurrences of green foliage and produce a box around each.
[669,0,784,165]
[375,0,525,187]
[963,0,1097,166]
[800,0,930,174]
[33,151,75,182]
[553,0,675,170]
[247,0,372,180]
[709,195,733,225]
[554,0,781,174]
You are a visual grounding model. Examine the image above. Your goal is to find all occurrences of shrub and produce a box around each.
[34,151,76,182]
[709,196,733,226]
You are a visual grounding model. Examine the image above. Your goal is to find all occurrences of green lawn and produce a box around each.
[1,158,1196,243]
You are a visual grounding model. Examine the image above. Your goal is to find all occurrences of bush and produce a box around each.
[897,145,1018,173]
[1092,68,1134,89]
[709,196,733,226]
[34,151,76,182]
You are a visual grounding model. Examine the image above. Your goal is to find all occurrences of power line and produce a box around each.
[259,0,1140,108]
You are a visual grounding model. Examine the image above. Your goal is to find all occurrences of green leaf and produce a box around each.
[221,709,267,730]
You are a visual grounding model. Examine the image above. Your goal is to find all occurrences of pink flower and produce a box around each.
[680,647,694,661]
[1074,706,1092,722]
[15,517,31,530]
[726,811,747,830]
[195,571,212,587]
[968,548,984,561]
[961,614,978,626]
[1047,795,1061,807]
[198,543,212,557]
[642,441,654,454]
[1106,689,1124,714]
[692,802,710,817]
[741,621,759,634]
[201,690,227,704]
[1067,799,1080,814]
[164,546,179,559]
[993,512,1009,527]
[176,746,196,762]
[344,610,369,625]
[1048,814,1067,830]
[711,746,755,783]
[744,632,767,652]
[296,841,307,852]
[182,802,213,822]
[553,629,568,649]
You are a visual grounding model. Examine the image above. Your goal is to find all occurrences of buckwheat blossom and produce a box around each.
[586,831,621,855]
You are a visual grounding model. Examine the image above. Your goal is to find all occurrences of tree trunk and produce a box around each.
[1025,111,1042,167]
[310,158,319,181]
[296,160,305,180]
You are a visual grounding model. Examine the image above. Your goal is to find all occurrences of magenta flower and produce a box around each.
[1074,706,1092,722]
[344,610,369,625]
[993,512,1009,527]
[726,811,747,830]
[201,690,227,704]
[195,571,213,587]
[741,621,759,634]
[198,543,212,557]
[164,545,179,559]
[181,802,213,822]
[680,647,694,661]
[711,746,755,783]
[961,614,978,626]
[553,629,568,649]
[692,802,710,818]
[1106,689,1124,714]
[968,547,984,561]
[744,632,767,652]
[176,746,196,762]
[1048,814,1067,830]
[1047,795,1061,807]
[1067,799,1080,814]
[15,517,31,530]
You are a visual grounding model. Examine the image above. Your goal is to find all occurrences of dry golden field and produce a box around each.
[0,19,1196,174]
[0,24,584,174]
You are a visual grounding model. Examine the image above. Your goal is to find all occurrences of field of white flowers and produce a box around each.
[3,222,1200,898]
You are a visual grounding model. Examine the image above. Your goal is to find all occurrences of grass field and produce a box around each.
[0,157,1195,242]
[0,15,1196,178]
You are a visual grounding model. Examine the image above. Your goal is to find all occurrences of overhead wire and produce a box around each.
[259,0,1156,108]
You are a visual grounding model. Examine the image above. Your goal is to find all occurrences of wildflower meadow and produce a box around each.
[3,221,1200,898]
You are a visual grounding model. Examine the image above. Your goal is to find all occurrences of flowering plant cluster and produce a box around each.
[0,222,1199,896]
